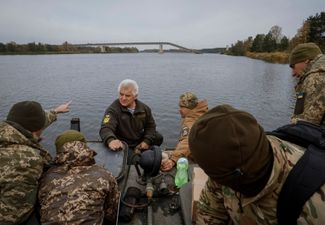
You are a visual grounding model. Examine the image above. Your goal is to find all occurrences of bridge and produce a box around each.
[74,42,201,54]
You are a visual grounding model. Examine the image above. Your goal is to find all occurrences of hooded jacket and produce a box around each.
[292,54,325,125]
[169,100,208,163]
[0,110,55,225]
[196,135,325,225]
[38,141,120,225]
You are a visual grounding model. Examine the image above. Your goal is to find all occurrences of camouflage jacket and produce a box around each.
[0,110,56,225]
[196,135,325,225]
[38,141,120,225]
[169,100,208,163]
[292,54,325,125]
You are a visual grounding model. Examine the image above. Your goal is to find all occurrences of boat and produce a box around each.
[27,118,194,225]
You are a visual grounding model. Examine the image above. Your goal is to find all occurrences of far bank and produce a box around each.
[245,51,289,64]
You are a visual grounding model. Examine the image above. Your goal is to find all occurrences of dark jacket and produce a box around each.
[99,99,157,147]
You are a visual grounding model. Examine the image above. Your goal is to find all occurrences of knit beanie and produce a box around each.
[189,104,273,196]
[55,130,86,152]
[179,92,198,109]
[289,42,322,66]
[7,101,46,132]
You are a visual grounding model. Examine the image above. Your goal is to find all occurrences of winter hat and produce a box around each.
[55,130,86,152]
[289,42,322,67]
[189,104,273,196]
[179,92,198,109]
[7,101,46,132]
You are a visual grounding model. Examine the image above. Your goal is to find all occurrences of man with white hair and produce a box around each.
[100,79,163,151]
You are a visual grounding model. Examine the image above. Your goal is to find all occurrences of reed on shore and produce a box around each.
[245,51,289,64]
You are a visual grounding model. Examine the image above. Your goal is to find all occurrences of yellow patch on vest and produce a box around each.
[103,115,110,124]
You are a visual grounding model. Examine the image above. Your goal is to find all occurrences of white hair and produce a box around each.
[118,79,139,96]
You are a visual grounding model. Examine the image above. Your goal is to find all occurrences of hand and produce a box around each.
[54,100,72,113]
[160,159,175,172]
[135,141,150,151]
[108,139,124,151]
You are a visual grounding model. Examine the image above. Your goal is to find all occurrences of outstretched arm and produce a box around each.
[53,100,72,113]
[43,100,72,129]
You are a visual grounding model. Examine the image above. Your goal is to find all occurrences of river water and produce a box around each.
[0,53,296,155]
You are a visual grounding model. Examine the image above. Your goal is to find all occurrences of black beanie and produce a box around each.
[189,104,273,196]
[7,101,46,132]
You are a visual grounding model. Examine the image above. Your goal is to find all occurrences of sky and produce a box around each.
[0,0,323,49]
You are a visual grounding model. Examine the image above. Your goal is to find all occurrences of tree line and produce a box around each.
[0,41,139,54]
[226,12,324,62]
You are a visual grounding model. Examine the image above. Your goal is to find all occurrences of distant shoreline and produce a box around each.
[0,50,289,64]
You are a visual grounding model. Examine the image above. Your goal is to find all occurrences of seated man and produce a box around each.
[160,92,208,172]
[38,130,120,225]
[99,79,163,151]
[189,104,325,225]
[0,100,71,225]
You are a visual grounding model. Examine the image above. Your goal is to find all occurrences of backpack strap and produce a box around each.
[266,121,325,149]
[267,121,325,225]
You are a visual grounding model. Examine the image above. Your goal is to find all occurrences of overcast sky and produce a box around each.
[0,0,323,49]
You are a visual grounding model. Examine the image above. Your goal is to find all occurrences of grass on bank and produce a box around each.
[245,51,289,64]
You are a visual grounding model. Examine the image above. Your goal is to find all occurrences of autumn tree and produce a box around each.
[227,40,245,55]
[279,36,289,51]
[263,33,277,52]
[0,43,6,52]
[251,34,265,52]
[307,12,325,51]
[269,25,283,44]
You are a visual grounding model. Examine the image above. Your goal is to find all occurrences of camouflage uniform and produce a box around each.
[38,141,120,225]
[196,135,325,225]
[0,110,56,225]
[169,100,208,163]
[292,54,325,125]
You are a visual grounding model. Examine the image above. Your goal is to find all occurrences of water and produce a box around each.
[0,53,296,155]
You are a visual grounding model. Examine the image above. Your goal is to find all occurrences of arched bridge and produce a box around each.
[74,42,200,54]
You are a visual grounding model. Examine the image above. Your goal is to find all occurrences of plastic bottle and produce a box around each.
[175,157,189,188]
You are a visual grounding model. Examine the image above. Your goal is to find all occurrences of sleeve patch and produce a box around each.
[181,126,190,137]
[103,115,110,124]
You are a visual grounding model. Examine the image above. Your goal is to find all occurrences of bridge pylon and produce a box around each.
[159,44,163,54]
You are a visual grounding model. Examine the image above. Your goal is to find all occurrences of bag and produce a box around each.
[267,121,325,225]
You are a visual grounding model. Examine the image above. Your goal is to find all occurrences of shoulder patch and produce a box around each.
[103,115,110,124]
[181,126,190,137]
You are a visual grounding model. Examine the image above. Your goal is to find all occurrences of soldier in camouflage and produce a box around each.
[38,130,120,225]
[0,100,71,225]
[289,42,325,125]
[189,104,325,225]
[160,92,208,172]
